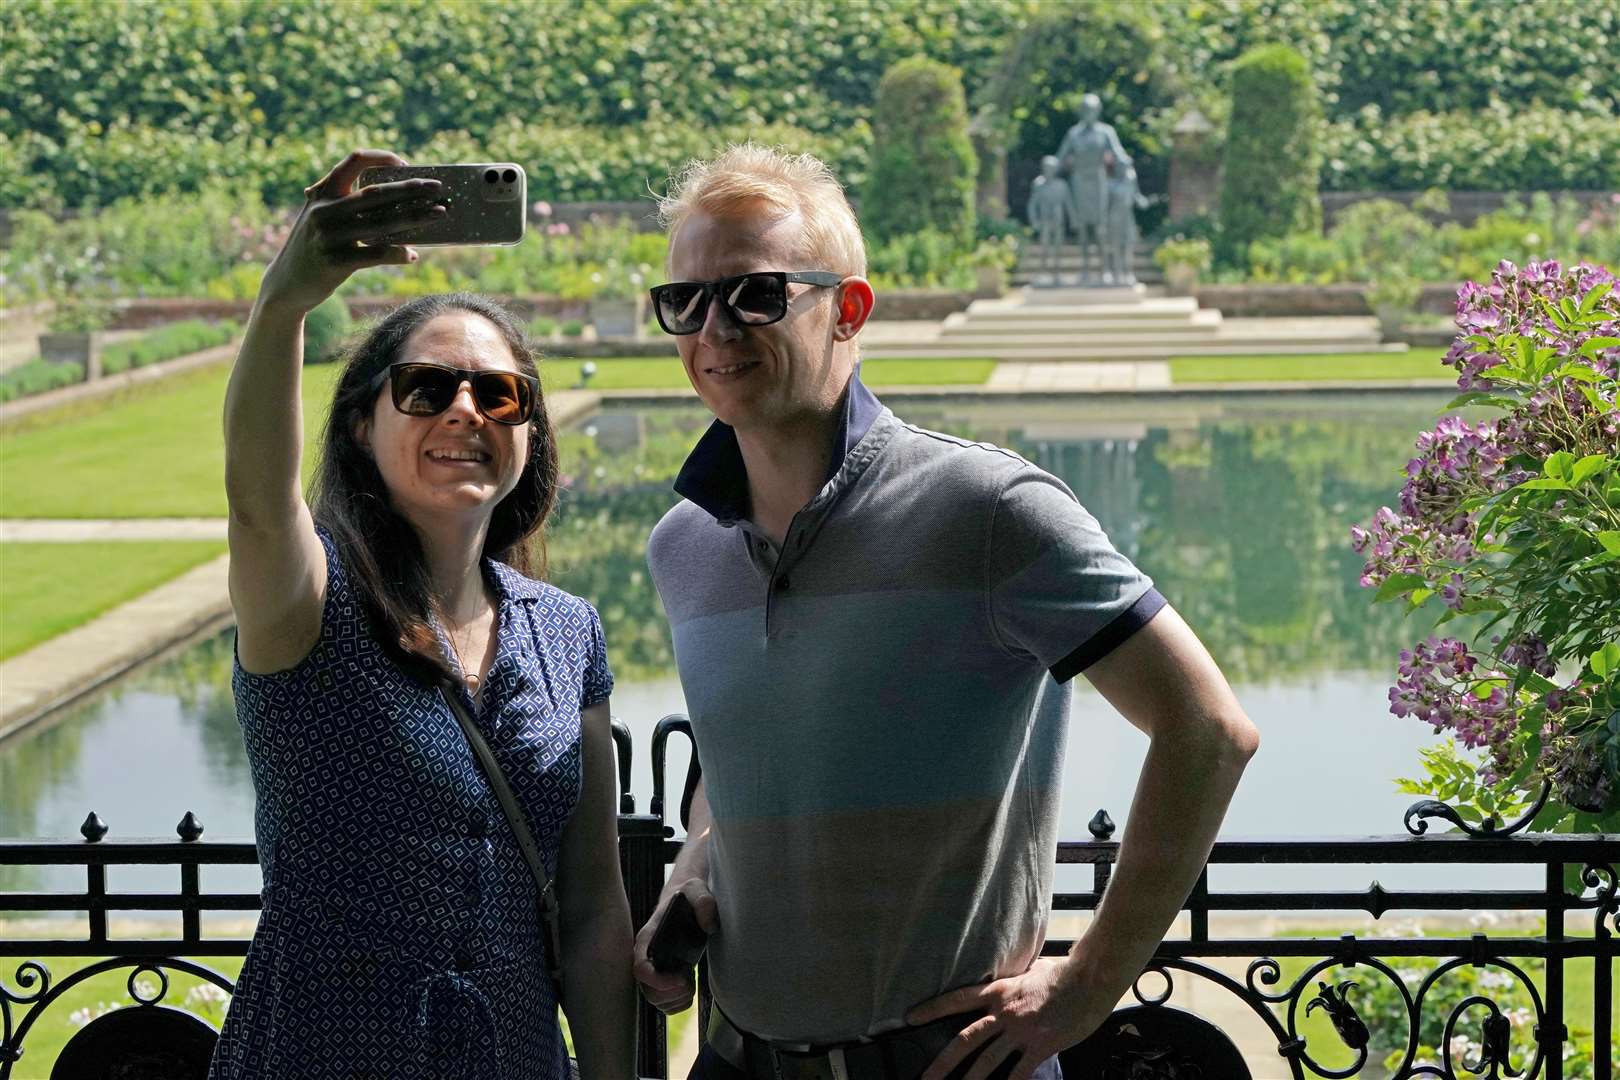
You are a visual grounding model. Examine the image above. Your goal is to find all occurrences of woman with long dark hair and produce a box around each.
[211,151,635,1079]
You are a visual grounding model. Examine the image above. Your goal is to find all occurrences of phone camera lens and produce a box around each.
[502,168,517,183]
[484,169,499,183]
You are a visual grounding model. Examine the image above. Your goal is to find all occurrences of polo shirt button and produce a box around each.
[455,946,476,971]
[467,812,488,839]
[776,576,790,591]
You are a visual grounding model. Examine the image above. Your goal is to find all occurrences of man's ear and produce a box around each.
[832,277,875,341]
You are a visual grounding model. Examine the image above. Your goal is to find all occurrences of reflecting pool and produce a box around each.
[5,391,1508,895]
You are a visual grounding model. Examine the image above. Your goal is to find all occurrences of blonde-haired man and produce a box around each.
[635,144,1259,1080]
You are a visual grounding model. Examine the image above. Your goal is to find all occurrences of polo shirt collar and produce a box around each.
[673,367,884,526]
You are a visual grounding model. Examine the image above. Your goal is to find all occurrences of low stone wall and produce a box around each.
[101,282,1471,329]
[1195,282,1460,317]
[108,298,253,330]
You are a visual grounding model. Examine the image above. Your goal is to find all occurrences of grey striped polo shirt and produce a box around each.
[647,376,1163,1042]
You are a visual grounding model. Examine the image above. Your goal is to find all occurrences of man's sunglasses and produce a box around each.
[368,362,539,425]
[649,271,843,335]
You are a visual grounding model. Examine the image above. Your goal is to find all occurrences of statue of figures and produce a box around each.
[1102,150,1147,286]
[1056,93,1130,285]
[1025,155,1071,286]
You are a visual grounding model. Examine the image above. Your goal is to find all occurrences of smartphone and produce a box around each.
[647,891,709,973]
[355,162,527,247]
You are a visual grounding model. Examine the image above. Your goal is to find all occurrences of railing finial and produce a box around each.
[79,812,108,843]
[1088,809,1116,840]
[176,812,204,843]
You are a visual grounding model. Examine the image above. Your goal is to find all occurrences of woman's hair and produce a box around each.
[309,292,559,684]
[657,143,867,278]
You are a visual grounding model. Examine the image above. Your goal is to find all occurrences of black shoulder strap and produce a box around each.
[440,683,566,994]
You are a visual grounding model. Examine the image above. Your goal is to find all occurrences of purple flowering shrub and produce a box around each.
[1352,259,1620,832]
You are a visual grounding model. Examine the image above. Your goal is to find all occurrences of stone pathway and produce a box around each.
[0,518,229,542]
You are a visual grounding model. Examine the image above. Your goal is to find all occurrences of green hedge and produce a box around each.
[100,320,238,375]
[863,58,977,244]
[1218,45,1319,267]
[0,321,237,404]
[0,119,873,215]
[0,0,1017,164]
[0,360,83,403]
[3,0,1614,214]
[1321,105,1620,192]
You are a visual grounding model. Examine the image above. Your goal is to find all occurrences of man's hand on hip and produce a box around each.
[905,958,1113,1080]
[632,877,719,1014]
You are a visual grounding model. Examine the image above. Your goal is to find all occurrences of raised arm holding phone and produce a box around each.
[212,150,635,1080]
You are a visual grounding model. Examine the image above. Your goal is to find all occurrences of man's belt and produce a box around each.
[708,1006,1019,1080]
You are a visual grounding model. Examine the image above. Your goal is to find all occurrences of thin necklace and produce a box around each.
[445,618,481,693]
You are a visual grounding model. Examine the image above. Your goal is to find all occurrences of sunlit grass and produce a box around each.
[0,541,226,659]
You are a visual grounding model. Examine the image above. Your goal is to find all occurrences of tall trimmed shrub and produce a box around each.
[1217,44,1319,266]
[862,58,978,245]
[303,295,352,364]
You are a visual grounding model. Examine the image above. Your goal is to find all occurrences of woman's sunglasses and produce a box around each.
[368,362,539,425]
[649,271,843,335]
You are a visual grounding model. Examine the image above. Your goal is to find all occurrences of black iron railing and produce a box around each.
[2,717,1616,1079]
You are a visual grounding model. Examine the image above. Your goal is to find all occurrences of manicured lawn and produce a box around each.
[0,357,990,518]
[1169,349,1451,384]
[0,541,227,659]
[0,365,339,520]
[863,358,996,385]
[539,355,996,390]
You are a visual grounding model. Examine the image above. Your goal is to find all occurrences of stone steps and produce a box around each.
[946,312,1218,333]
[865,340,1405,361]
[865,286,1392,362]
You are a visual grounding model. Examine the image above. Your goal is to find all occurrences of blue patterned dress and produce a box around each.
[209,528,613,1080]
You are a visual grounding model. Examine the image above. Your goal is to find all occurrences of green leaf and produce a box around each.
[1374,572,1425,602]
[1544,451,1575,480]
[1408,587,1434,608]
[1591,642,1620,678]
[1515,477,1571,491]
[1578,335,1620,358]
[1598,531,1620,555]
[1556,363,1605,384]
[1578,280,1613,316]
[1569,454,1613,485]
[1445,390,1514,410]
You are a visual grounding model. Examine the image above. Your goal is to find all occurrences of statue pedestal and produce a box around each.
[1021,284,1147,307]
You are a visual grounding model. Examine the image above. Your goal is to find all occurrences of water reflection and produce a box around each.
[6,393,1488,894]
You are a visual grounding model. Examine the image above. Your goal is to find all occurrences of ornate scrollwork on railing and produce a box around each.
[0,957,232,1079]
[1403,782,1552,838]
[0,961,51,1066]
[1306,980,1372,1051]
[1581,862,1619,936]
[1069,964,1259,1079]
[1397,956,1546,1080]
[1231,945,1551,1080]
[1279,954,1413,1079]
